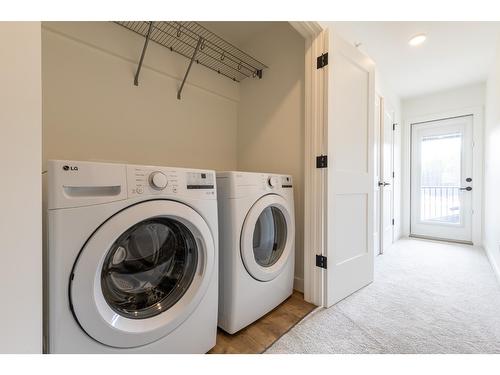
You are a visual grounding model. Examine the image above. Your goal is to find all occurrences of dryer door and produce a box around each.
[240,194,295,281]
[70,200,215,348]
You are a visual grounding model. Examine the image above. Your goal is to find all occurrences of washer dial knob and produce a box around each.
[268,176,279,188]
[149,171,168,190]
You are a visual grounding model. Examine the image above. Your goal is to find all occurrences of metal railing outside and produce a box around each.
[420,186,460,223]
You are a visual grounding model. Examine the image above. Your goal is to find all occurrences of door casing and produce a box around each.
[380,99,395,253]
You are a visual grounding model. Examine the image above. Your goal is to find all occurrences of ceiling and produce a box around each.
[332,22,500,99]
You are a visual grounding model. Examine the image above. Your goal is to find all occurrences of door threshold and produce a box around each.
[409,234,473,246]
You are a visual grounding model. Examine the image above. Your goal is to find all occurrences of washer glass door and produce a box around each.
[240,194,294,281]
[70,200,215,348]
[101,217,198,320]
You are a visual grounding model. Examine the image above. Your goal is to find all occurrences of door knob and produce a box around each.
[460,186,472,191]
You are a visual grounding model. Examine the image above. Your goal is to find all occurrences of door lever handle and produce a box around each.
[460,186,472,191]
[383,182,391,186]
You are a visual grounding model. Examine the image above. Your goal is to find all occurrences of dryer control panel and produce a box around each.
[127,165,216,199]
[261,174,293,191]
[216,171,293,200]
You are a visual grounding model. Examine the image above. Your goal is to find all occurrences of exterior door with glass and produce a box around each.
[410,115,473,243]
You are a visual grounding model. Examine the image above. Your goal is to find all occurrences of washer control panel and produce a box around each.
[149,171,168,190]
[186,171,215,190]
[127,165,215,198]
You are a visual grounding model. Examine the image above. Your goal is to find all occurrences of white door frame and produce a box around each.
[290,21,326,306]
[374,93,382,256]
[402,107,483,246]
[379,97,395,254]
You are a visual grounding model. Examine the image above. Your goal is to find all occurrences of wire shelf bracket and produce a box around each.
[134,21,154,86]
[177,36,202,100]
[115,21,268,100]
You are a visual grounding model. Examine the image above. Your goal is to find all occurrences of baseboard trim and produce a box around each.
[293,277,304,293]
[484,243,500,285]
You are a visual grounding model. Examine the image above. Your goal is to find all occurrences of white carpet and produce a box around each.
[266,238,500,353]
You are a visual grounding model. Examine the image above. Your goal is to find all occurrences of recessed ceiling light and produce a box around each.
[408,33,427,46]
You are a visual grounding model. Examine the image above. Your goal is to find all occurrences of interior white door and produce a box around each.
[324,32,375,307]
[380,102,394,252]
[373,95,382,256]
[410,115,473,243]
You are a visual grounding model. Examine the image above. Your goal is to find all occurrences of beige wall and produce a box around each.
[42,21,306,289]
[42,22,239,172]
[484,40,500,280]
[0,22,42,353]
[237,23,305,290]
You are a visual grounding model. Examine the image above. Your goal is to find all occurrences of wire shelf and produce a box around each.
[115,21,268,83]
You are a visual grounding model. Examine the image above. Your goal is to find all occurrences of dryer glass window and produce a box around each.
[253,206,287,267]
[101,218,198,319]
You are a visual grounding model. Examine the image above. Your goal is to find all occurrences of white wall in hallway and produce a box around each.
[484,40,500,280]
[401,82,486,239]
[403,82,486,120]
[0,22,42,353]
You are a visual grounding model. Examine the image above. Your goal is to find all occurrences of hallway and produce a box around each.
[267,239,500,353]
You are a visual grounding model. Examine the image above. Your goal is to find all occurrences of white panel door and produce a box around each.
[325,32,375,307]
[410,115,473,243]
[380,103,394,252]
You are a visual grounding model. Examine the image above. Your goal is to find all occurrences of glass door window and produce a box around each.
[420,132,462,224]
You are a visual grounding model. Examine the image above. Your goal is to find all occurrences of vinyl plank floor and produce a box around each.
[208,291,317,354]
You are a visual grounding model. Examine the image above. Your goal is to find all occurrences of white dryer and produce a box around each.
[216,171,295,334]
[44,160,218,353]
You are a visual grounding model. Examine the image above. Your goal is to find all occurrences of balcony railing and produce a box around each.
[420,186,460,224]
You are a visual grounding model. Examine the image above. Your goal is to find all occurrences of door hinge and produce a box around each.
[316,155,328,168]
[317,53,329,69]
[316,254,327,269]
[392,218,395,226]
[393,123,397,131]
[392,171,395,178]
